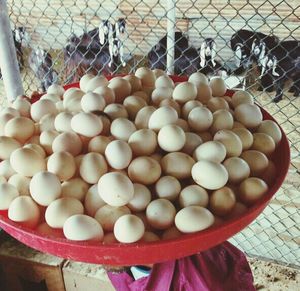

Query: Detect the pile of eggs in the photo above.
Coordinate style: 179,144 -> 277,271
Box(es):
0,68 -> 282,244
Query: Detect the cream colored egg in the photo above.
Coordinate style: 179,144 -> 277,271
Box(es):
84,184 -> 106,217
150,152 -> 163,163
52,131 -> 82,156
151,87 -> 173,106
0,159 -> 15,179
135,67 -> 156,87
141,231 -> 160,242
231,90 -> 254,108
134,106 -> 156,129
63,88 -> 83,103
0,176 -> 6,184
159,99 -> 181,117
257,120 -> 282,145
146,198 -> 176,230
93,86 -> 116,105
108,77 -> 131,103
132,90 -> 149,102
226,202 -> 248,220
181,132 -> 202,155
232,121 -> 245,129
155,75 -> 174,88
95,205 -> 131,232
114,214 -> 145,243
128,129 -> 157,156
88,135 -> 112,154
188,107 -> 213,132
260,160 -> 277,186
98,115 -> 111,136
86,75 -> 109,92
192,160 -> 228,190
175,118 -> 190,132
40,130 -> 59,155
8,174 -> 30,196
56,100 -> 64,112
12,98 -> 31,117
45,197 -> 84,228
161,152 -> 195,179
181,100 -> 202,120
79,74 -> 95,92
193,140 -> 226,163
155,176 -> 181,201
54,112 -> 73,132
175,206 -> 214,233
36,222 -> 64,238
110,118 -> 136,141
47,84 -> 65,96
81,92 -> 106,112
39,113 -> 56,132
71,112 -> 103,137
231,128 -> 253,150
98,172 -> 134,206
102,232 -> 118,244
158,124 -> 186,152
0,182 -> 19,210
4,117 -> 35,143
30,171 -> 61,206
79,152 -> 108,184
128,157 -> 161,185
41,93 -> 61,103
0,113 -> 15,135
152,68 -> 166,78
234,104 -> 263,128
207,97 -> 229,112
223,157 -> 250,184
239,177 -> 268,205
61,178 -> 89,201
213,129 -> 243,157
179,184 -> 209,208
188,72 -> 208,85
240,150 -> 269,177
105,140 -> 132,170
195,83 -> 212,104
63,91 -> 84,113
172,81 -> 197,103
26,135 -> 40,145
209,77 -> 227,97
10,148 -> 46,177
8,196 -> 40,228
30,99 -> 57,122
123,95 -> 147,120
148,106 -> 178,132
127,183 -> 152,212
210,109 -> 234,134
162,226 -> 182,240
209,187 -> 236,216
0,136 -> 21,160
123,75 -> 142,92
104,103 -> 128,120
251,133 -> 276,156
63,214 -> 103,241
1,107 -> 20,117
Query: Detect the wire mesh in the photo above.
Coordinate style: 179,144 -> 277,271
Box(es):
0,0 -> 299,266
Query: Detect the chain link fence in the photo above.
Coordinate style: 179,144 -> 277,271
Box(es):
0,0 -> 299,267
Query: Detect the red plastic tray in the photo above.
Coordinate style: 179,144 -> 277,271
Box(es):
0,75 -> 290,266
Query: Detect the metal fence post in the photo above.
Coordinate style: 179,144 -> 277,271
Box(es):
166,0 -> 176,75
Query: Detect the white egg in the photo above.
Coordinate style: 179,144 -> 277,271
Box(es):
158,124 -> 186,152
71,112 -> 103,137
61,178 -> 89,201
105,140 -> 132,170
193,141 -> 226,163
0,182 -> 19,210
127,183 -> 152,212
179,185 -> 209,208
84,184 -> 106,217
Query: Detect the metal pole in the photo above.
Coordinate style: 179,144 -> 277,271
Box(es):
0,0 -> 24,102
166,0 -> 176,75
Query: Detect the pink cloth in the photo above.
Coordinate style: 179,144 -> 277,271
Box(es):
108,241 -> 255,291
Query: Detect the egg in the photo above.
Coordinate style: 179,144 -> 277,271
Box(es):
209,187 -> 236,216
231,128 -> 253,150
45,197 -> 84,228
192,160 -> 228,190
134,106 -> 156,129
98,172 -> 134,206
86,75 -> 109,92
10,148 -> 46,177
152,68 -> 166,78
36,222 -> 64,238
93,86 -> 116,105
114,214 -> 145,243
146,198 -> 176,230
1,107 -> 20,117
26,135 -> 41,145
110,118 -> 136,141
71,112 -> 103,137
161,152 -> 195,179
40,130 -> 59,155
195,83 -> 212,104
193,140 -> 226,163
240,150 -> 269,177
108,77 -> 131,103
47,84 -> 65,96
231,90 -> 254,107
162,226 -> 182,240
209,77 -> 227,97
54,112 -> 73,132
95,205 -> 131,232
123,75 -> 142,92
159,99 -> 181,116
52,131 -> 82,156
63,214 -> 103,241
151,87 -> 173,106
87,136 -> 111,155
0,182 -> 19,210
97,115 -> 111,136
158,124 -> 186,152
226,202 -> 248,220
8,174 -> 31,196
251,133 -> 276,156
123,95 -> 147,120
239,177 -> 268,205
148,106 -> 178,132
61,178 -> 89,201
175,206 -> 214,233
188,72 -> 208,85
175,118 -> 190,131
135,67 -> 156,87
234,104 -> 263,128
39,113 -> 57,132
128,157 -> 161,185
207,97 -> 230,112
81,92 -> 106,112
103,233 -> 118,244
155,75 -> 174,88
63,88 -> 82,102
223,157 -> 250,184
179,184 -> 209,208
127,183 -> 152,212
181,100 -> 202,120
0,113 -> 15,135
30,99 -> 58,122
40,93 -> 61,103
63,91 -> 84,113
105,140 -> 132,170
214,129 -> 243,157
104,103 -> 128,120
30,171 -> 61,206
128,129 -> 157,156
188,107 -> 213,132
257,120 -> 282,145
181,132 -> 203,155
79,74 -> 95,92
0,159 -> 16,179
12,98 -> 31,117
8,196 -> 40,228
0,136 -> 21,160
84,184 -> 106,217
260,160 -> 277,186
172,81 -> 197,104
210,109 -> 234,134
132,90 -> 150,102
141,231 -> 160,242
155,176 -> 181,201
